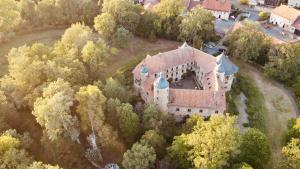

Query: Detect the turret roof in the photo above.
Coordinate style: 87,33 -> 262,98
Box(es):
216,53 -> 239,76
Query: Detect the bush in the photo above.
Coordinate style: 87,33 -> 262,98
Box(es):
258,11 -> 269,21
239,0 -> 249,5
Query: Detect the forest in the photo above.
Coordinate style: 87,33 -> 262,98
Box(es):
0,0 -> 300,169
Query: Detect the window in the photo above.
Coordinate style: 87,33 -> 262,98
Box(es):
176,108 -> 180,111
209,86 -> 212,89
176,72 -> 178,74
155,74 -> 157,78
171,68 -> 174,70
208,83 -> 211,85
188,109 -> 191,112
176,66 -> 178,69
215,110 -> 218,114
207,78 -> 210,80
199,109 -> 203,113
182,70 -> 184,73
166,75 -> 168,78
167,70 -> 169,73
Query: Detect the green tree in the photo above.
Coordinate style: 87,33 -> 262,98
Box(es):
113,27 -> 133,48
75,85 -> 107,132
103,78 -> 131,102
117,103 -> 139,143
61,23 -> 92,49
169,115 -> 239,169
168,135 -> 192,169
32,79 -> 79,141
94,13 -> 116,40
0,0 -> 21,32
181,114 -> 203,134
140,130 -> 166,158
142,104 -> 162,131
234,163 -> 253,169
227,21 -> 271,65
264,43 -> 300,83
0,91 -> 10,131
239,128 -> 271,169
81,40 -> 109,80
154,0 -> 184,39
106,98 -> 121,127
179,7 -> 215,48
122,142 -> 156,169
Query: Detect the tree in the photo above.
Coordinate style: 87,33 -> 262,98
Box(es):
142,104 -> 162,131
140,130 -> 166,158
75,85 -> 107,133
179,7 -> 215,48
103,78 -> 131,102
168,135 -> 192,169
61,23 -> 93,49
153,0 -> 184,39
181,114 -> 203,134
27,161 -> 63,169
106,98 -> 121,127
32,79 -> 79,141
226,21 -> 271,65
234,163 -> 253,169
239,128 -> 271,169
239,0 -> 249,5
94,13 -> 116,40
169,115 -> 239,169
0,0 -> 21,32
122,142 -> 156,169
81,40 -> 109,79
20,0 -> 37,26
258,11 -> 269,21
264,43 -> 300,83
0,133 -> 33,169
117,103 -> 139,143
0,91 -> 10,131
282,138 -> 300,169
113,27 -> 133,48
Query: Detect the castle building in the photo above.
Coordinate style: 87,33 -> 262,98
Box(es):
132,43 -> 238,119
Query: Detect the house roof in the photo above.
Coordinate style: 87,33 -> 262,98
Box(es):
272,5 -> 300,21
216,53 -> 239,76
168,89 -> 226,110
202,0 -> 231,12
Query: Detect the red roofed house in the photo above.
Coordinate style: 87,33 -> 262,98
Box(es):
202,0 -> 231,20
132,42 -> 239,120
269,5 -> 300,35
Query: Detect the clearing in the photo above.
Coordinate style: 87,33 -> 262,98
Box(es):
236,60 -> 299,168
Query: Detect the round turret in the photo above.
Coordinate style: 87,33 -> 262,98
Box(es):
154,72 -> 169,112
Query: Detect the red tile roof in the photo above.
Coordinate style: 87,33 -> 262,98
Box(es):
168,88 -> 226,110
202,0 -> 231,12
292,16 -> 300,30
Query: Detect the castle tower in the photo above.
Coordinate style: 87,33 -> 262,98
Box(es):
215,53 -> 239,91
153,72 -> 169,112
140,64 -> 149,83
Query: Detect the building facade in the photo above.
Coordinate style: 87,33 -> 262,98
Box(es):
202,0 -> 231,20
132,43 -> 239,119
269,5 -> 300,34
288,0 -> 300,7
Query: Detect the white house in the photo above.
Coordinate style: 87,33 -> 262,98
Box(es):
288,0 -> 300,7
132,43 -> 239,120
202,0 -> 231,20
269,5 -> 300,34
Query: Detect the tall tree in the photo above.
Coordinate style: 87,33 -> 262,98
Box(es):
169,115 -> 239,169
142,104 -> 162,131
32,79 -> 79,141
75,85 -> 107,133
117,103 -> 139,144
122,142 -> 156,169
179,7 -> 215,48
94,13 -> 116,40
239,128 -> 271,169
226,21 -> 271,65
140,130 -> 166,158
61,23 -> 93,49
103,78 -> 131,102
0,0 -> 21,32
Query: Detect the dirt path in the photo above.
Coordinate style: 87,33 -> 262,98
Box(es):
237,61 -> 298,168
0,28 -> 66,77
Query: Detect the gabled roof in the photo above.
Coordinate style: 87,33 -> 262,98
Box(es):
202,0 -> 231,12
272,5 -> 300,21
216,53 -> 239,76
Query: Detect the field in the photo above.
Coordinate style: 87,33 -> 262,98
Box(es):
234,59 -> 299,168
